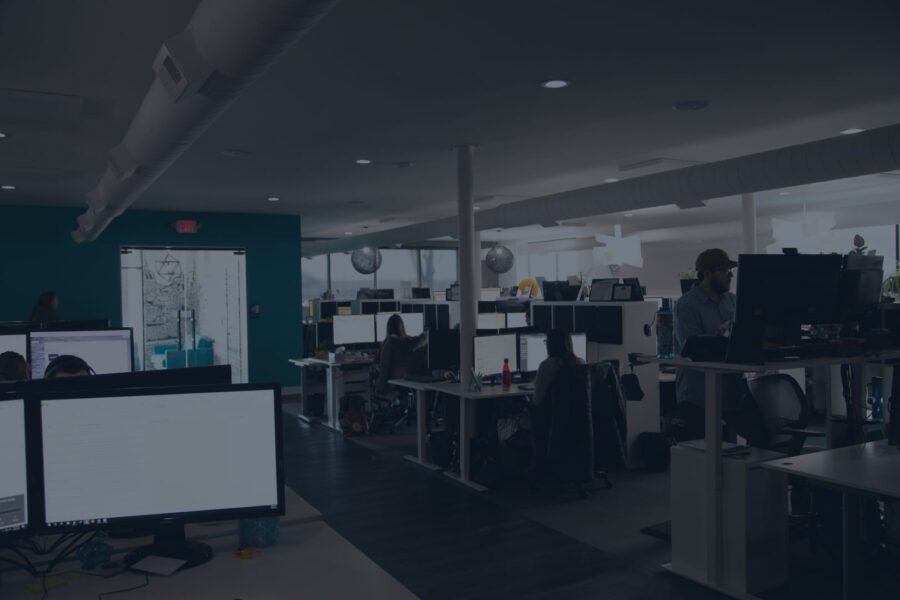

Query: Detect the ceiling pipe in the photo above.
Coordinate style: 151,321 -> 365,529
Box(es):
72,0 -> 341,242
302,123 -> 900,256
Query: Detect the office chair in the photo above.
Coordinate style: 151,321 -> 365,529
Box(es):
744,373 -> 825,455
532,362 -> 615,498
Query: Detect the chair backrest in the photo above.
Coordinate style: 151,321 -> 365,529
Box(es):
746,373 -> 808,449
541,361 -> 594,483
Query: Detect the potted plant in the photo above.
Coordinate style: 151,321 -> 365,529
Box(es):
677,269 -> 695,294
884,262 -> 900,302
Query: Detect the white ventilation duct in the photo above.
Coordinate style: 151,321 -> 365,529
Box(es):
303,123 -> 900,256
73,0 -> 341,242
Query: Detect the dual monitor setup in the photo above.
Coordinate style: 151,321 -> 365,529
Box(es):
1,376 -> 282,571
0,323 -> 134,380
425,329 -> 588,377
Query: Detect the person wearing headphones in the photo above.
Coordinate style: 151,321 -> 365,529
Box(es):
674,248 -> 740,439
44,355 -> 95,379
0,351 -> 29,382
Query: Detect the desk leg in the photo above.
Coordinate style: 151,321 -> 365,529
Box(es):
324,367 -> 344,432
297,365 -> 312,424
403,389 -> 442,471
444,396 -> 487,491
841,492 -> 861,600
704,371 -> 723,587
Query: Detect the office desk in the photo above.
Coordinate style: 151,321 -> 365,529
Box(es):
644,348 -> 900,597
762,440 -> 900,600
390,379 -> 532,491
289,356 -> 373,431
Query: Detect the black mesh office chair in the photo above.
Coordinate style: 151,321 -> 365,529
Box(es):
744,373 -> 825,455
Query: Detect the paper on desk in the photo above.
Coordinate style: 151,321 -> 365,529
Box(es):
130,555 -> 187,576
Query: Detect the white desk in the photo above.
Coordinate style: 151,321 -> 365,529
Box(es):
289,356 -> 373,431
762,439 -> 900,600
645,348 -> 900,597
390,379 -> 532,491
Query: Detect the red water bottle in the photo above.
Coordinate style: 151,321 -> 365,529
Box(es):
501,358 -> 511,389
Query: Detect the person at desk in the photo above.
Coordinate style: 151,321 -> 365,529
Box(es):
533,328 -> 584,406
44,355 -> 94,378
29,290 -> 59,323
0,351 -> 29,382
375,314 -> 427,393
674,248 -> 744,439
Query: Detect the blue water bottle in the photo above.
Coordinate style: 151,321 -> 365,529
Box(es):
656,299 -> 674,359
871,376 -> 883,420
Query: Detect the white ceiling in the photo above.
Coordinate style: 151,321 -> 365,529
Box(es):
1,0 -> 899,246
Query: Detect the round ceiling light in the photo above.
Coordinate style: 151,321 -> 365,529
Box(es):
1,184 -> 15,190
0,132 -> 7,138
355,159 -> 372,165
540,79 -> 570,89
267,196 -> 279,202
672,99 -> 710,111
344,231 -> 353,236
840,128 -> 865,135
604,178 -> 620,183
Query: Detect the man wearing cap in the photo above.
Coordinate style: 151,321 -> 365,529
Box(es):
674,248 -> 739,439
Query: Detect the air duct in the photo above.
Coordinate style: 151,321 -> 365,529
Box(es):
72,0 -> 341,242
302,123 -> 900,256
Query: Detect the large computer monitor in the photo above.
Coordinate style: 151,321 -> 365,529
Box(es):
427,329 -> 460,371
473,334 -> 518,376
734,253 -> 843,344
0,397 -> 29,538
0,332 -> 28,358
518,332 -> 588,372
505,312 -> 529,328
37,383 -> 283,568
376,312 -> 424,340
332,315 -> 376,345
541,281 -> 581,301
839,254 -> 884,319
29,329 -> 134,379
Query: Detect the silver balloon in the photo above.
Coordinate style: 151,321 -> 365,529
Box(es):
350,246 -> 382,274
485,245 -> 514,274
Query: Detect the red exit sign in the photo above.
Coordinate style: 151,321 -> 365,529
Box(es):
173,220 -> 199,234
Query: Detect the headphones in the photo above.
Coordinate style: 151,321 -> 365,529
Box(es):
44,355 -> 96,379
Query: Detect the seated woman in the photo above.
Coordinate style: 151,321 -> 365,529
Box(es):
44,355 -> 95,379
0,351 -> 29,382
375,314 -> 427,393
532,328 -> 585,406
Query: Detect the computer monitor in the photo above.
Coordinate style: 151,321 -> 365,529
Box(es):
589,278 -> 618,302
541,281 -> 581,301
29,329 -> 134,379
734,253 -> 843,344
0,397 -> 29,538
505,312 -> 529,328
839,255 -> 884,318
332,315 -> 376,345
427,329 -> 460,371
411,287 -> 431,299
37,383 -> 283,569
376,312 -> 424,341
477,313 -> 506,330
0,333 -> 28,358
518,332 -> 587,372
21,365 -> 233,395
473,334 -> 518,376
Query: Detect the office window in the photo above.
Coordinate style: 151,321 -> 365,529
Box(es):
376,249 -> 419,292
301,255 -> 329,305
420,249 -> 457,293
330,252 -> 374,298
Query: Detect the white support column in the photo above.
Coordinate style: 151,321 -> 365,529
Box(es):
741,193 -> 757,254
457,144 -> 477,388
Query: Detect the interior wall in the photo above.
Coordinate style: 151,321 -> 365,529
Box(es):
0,206 -> 301,386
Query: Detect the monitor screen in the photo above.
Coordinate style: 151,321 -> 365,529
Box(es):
0,397 -> 28,536
840,254 -> 884,315
376,313 -> 423,340
506,312 -> 529,328
39,385 -> 282,530
411,288 -> 431,299
29,329 -> 134,379
541,281 -> 581,301
0,333 -> 27,358
477,313 -> 506,330
428,329 -> 460,371
332,315 -> 376,345
518,333 -> 587,372
473,334 -> 518,376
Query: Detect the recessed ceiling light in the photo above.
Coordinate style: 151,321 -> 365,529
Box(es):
604,178 -> 620,183
672,99 -> 710,111
778,191 -> 791,196
1,185 -> 15,190
840,128 -> 865,135
267,196 -> 279,202
0,132 -> 7,138
624,212 -> 634,217
344,231 -> 353,236
540,79 -> 570,89
355,159 -> 372,165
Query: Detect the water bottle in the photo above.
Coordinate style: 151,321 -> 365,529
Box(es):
872,376 -> 883,420
656,299 -> 674,359
501,358 -> 512,389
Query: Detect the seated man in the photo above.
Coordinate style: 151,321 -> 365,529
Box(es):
44,355 -> 95,379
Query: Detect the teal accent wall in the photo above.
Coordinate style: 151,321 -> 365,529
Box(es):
0,206 -> 302,386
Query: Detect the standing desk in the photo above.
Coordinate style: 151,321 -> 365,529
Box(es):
762,440 -> 900,600
390,379 -> 532,491
289,356 -> 373,431
645,348 -> 900,598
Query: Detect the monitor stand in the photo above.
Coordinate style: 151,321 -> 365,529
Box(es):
122,519 -> 213,571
